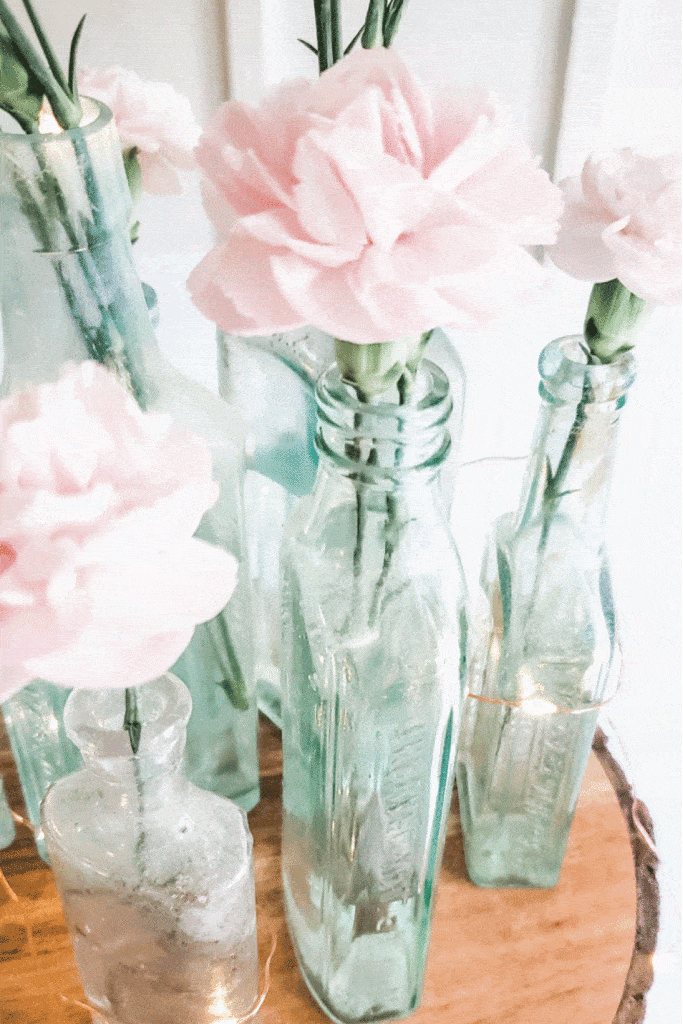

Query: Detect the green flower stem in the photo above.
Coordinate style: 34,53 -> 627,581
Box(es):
518,280 -> 647,654
339,335 -> 431,631
361,0 -> 382,48
123,687 -> 142,754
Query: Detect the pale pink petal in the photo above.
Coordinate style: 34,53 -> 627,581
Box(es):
79,66 -> 200,196
191,48 -> 563,342
312,94 -> 431,249
188,236 -> 305,335
550,149 -> 681,303
1,363 -> 240,695
241,206 -> 363,267
291,134 -> 367,250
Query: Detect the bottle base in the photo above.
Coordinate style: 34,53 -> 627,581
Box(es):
294,945 -> 418,1024
462,816 -> 564,890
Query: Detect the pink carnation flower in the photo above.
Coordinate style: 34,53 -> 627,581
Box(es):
78,66 -> 201,194
188,48 -> 563,345
549,149 -> 681,304
1,363 -> 238,699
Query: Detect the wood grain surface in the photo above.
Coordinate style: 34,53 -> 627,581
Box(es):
0,715 -> 643,1024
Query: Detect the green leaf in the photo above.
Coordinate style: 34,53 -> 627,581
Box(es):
68,13 -> 86,94
344,25 -> 364,55
21,0 -> 69,93
0,27 -> 43,130
297,37 -> 318,55
0,0 -> 81,128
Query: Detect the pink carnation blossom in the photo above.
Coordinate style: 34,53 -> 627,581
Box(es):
188,48 -> 563,345
78,66 -> 201,194
549,149 -> 681,304
0,363 -> 238,700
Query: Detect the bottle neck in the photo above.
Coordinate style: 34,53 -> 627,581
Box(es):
315,359 -> 452,491
515,336 -> 635,544
0,99 -> 159,406
63,674 -> 192,795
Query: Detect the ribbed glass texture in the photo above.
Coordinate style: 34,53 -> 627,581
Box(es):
280,361 -> 467,1023
217,328 -> 465,728
456,336 -> 634,888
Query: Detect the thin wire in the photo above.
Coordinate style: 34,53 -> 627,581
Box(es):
239,928 -> 278,1021
458,454 -> 529,468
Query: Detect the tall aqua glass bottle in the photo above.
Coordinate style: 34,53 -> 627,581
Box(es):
456,335 -> 634,888
1,100 -> 258,861
280,360 -> 467,1023
217,327 -> 465,727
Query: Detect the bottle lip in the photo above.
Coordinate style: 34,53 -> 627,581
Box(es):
63,673 -> 192,762
315,359 -> 452,476
0,97 -> 111,144
539,335 -> 636,404
316,359 -> 452,430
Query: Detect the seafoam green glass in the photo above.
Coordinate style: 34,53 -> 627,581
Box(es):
0,99 -> 259,851
217,327 -> 465,728
0,776 -> 16,849
456,336 -> 634,889
280,360 -> 467,1023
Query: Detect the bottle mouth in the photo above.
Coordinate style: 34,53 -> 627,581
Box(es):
315,359 -> 452,476
64,673 -> 192,762
539,336 -> 636,405
0,98 -> 111,141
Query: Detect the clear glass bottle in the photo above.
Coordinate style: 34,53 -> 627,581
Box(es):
217,327 -> 465,727
41,674 -> 259,1024
0,99 -> 259,844
456,335 -> 634,888
280,360 -> 467,1024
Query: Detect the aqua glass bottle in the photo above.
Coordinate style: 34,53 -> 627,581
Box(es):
0,98 -> 258,859
217,328 -> 465,727
0,776 -> 16,849
280,359 -> 467,1023
456,335 -> 634,888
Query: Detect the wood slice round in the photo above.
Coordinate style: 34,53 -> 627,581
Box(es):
0,717 -> 658,1024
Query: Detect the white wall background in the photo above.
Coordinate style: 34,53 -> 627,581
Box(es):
5,1 -> 682,1019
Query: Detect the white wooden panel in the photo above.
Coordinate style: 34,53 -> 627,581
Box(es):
223,0 -> 578,164
14,0 -> 228,125
554,0 -> 681,179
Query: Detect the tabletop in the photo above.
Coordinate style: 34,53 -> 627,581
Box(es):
0,714 -> 658,1024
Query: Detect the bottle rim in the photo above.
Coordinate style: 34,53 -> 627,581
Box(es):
63,672 -> 192,762
539,335 -> 636,405
0,97 -> 111,144
315,359 -> 452,477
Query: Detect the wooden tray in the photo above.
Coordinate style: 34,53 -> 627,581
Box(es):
0,716 -> 658,1024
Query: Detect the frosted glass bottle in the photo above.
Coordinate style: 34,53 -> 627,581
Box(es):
280,360 -> 467,1023
218,327 -> 465,727
42,674 -> 259,1024
0,99 -> 259,852
456,336 -> 634,888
